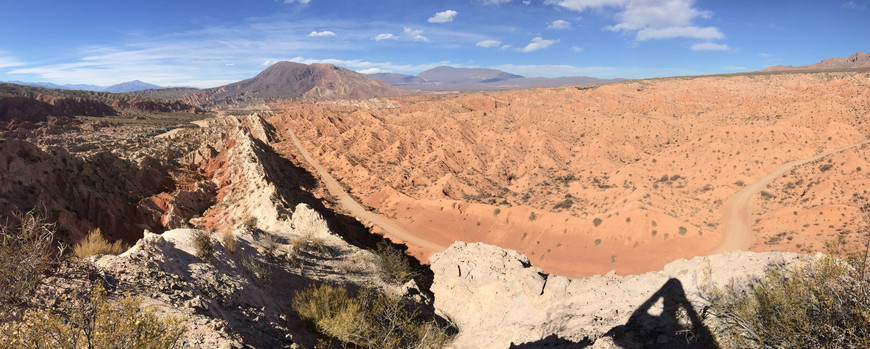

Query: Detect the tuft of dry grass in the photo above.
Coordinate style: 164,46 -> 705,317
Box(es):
219,226 -> 237,254
192,230 -> 214,263
73,228 -> 127,259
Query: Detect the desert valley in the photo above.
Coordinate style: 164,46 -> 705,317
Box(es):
1,50 -> 870,348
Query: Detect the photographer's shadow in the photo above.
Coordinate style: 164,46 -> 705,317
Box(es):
604,278 -> 718,348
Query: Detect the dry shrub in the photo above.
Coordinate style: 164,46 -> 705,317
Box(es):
292,284 -> 452,348
73,228 -> 127,259
373,241 -> 415,284
291,234 -> 328,256
219,226 -> 237,254
0,210 -> 61,318
703,252 -> 870,348
0,282 -> 186,348
242,256 -> 272,283
192,230 -> 214,263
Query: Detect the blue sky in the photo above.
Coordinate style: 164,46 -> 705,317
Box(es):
0,0 -> 867,88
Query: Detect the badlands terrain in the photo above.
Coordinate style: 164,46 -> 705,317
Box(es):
270,69 -> 870,277
1,58 -> 869,347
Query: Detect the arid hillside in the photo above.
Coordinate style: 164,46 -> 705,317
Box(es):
268,70 -> 870,277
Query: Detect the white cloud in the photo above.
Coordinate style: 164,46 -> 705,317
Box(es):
481,0 -> 512,4
308,30 -> 336,37
404,27 -> 429,42
283,0 -> 311,3
0,53 -> 24,69
758,52 -> 772,57
357,68 -> 382,74
476,39 -> 501,48
428,10 -> 457,23
548,19 -> 572,30
635,26 -> 723,41
691,42 -> 728,51
288,56 -> 451,74
403,27 -> 423,36
519,37 -> 558,52
374,33 -> 396,41
552,0 -> 725,42
572,46 -> 584,52
523,0 -> 531,4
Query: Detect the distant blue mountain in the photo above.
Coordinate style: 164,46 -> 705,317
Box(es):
4,80 -> 164,93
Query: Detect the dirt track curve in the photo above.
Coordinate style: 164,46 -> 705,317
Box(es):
715,138 -> 870,254
286,129 -> 449,255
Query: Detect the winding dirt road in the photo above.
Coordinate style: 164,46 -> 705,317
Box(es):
715,138 -> 870,253
286,129 -> 449,254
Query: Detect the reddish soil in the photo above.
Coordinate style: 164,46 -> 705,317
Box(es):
266,70 -> 870,277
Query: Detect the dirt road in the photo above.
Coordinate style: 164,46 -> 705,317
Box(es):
286,129 -> 449,254
715,139 -> 870,253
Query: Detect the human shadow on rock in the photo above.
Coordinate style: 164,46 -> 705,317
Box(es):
604,278 -> 718,348
509,334 -> 594,348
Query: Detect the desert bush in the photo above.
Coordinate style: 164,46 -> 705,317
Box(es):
702,254 -> 870,348
374,241 -> 415,284
219,226 -> 237,254
192,230 -> 214,263
291,233 -> 328,256
73,228 -> 127,259
292,284 -> 452,348
593,217 -> 603,227
0,282 -> 186,349
242,256 -> 272,283
0,210 -> 62,318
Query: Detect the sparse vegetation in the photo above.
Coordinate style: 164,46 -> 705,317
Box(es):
0,283 -> 186,349
192,230 -> 214,263
73,228 -> 127,259
0,210 -> 62,319
220,226 -> 237,254
678,226 -> 688,236
528,212 -> 537,221
292,284 -> 452,348
594,238 -> 602,246
241,256 -> 272,282
373,241 -> 415,284
493,208 -> 501,216
593,217 -> 603,227
703,252 -> 870,348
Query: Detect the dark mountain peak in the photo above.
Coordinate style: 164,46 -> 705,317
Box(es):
182,61 -> 409,106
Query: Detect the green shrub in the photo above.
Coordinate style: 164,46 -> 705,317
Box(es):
192,230 -> 213,263
292,284 -> 452,348
74,228 -> 127,259
374,241 -> 415,284
0,283 -> 186,348
0,210 -> 61,318
593,218 -> 603,227
703,254 -> 870,348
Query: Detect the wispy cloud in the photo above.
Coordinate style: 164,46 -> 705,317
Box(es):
691,42 -> 728,51
283,0 -> 311,4
287,56 -> 450,74
480,0 -> 512,4
489,63 -> 613,77
404,27 -> 429,42
0,53 -> 24,69
519,37 -> 558,52
548,19 -> 572,30
551,0 -> 725,43
374,33 -> 396,41
476,39 -> 501,48
428,10 -> 458,23
308,30 -> 336,37
571,46 -> 584,52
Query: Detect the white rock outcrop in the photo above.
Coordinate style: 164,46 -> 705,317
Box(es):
431,241 -> 805,348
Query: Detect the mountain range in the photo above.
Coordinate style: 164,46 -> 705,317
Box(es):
368,66 -> 624,91
762,51 -> 870,72
3,79 -> 164,93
